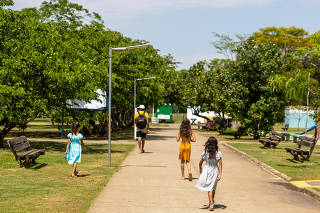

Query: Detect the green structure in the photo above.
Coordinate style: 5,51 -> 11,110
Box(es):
156,104 -> 173,123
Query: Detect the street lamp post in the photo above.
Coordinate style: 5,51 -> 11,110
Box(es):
134,77 -> 156,139
108,44 -> 150,167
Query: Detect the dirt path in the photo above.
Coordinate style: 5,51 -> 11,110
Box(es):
88,124 -> 320,213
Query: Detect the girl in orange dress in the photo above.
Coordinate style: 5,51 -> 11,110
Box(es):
177,119 -> 196,181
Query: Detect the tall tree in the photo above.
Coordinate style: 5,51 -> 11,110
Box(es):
253,26 -> 310,57
0,6 -> 99,147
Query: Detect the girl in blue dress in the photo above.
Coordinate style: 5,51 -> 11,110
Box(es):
65,123 -> 85,177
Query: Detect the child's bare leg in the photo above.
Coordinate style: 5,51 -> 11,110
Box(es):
186,160 -> 192,181
72,163 -> 77,177
211,190 -> 216,205
186,160 -> 191,174
137,138 -> 142,153
141,140 -> 145,152
208,191 -> 215,210
180,160 -> 185,179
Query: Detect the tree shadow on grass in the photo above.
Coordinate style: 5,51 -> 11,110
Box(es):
7,126 -> 134,141
259,146 -> 282,150
77,174 -> 90,178
7,131 -> 61,139
29,141 -> 126,154
286,158 -> 307,163
85,144 -> 126,154
277,162 -> 307,168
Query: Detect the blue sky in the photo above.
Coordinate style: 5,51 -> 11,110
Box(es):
11,0 -> 320,69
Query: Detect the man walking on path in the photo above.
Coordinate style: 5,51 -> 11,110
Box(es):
134,105 -> 150,153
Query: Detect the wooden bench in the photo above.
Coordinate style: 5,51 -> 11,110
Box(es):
7,136 -> 45,167
259,131 -> 285,148
285,136 -> 318,161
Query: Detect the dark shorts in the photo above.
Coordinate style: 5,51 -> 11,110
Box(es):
136,131 -> 147,140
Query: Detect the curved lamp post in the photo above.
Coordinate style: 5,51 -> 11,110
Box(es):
108,44 -> 150,167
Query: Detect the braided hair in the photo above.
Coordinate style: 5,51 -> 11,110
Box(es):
204,137 -> 218,159
179,118 -> 191,138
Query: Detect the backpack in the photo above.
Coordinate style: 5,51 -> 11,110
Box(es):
136,111 -> 147,129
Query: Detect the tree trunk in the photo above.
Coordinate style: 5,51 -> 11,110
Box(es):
0,124 -> 16,148
0,134 -> 5,148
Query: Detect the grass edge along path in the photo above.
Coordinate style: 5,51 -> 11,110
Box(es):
226,143 -> 320,194
0,142 -> 135,213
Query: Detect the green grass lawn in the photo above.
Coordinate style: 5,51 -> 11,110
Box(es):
272,122 -> 313,134
228,143 -> 320,181
172,113 -> 187,124
150,123 -> 169,127
6,123 -> 135,142
194,129 -> 259,143
0,141 -> 135,213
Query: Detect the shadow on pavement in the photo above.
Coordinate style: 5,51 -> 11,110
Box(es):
184,177 -> 199,180
150,127 -> 176,132
214,204 -> 227,209
269,181 -> 300,192
148,135 -> 177,140
200,204 -> 227,210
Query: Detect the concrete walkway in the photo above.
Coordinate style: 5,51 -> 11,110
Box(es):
89,125 -> 320,213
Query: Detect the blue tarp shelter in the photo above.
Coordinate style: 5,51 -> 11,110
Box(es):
284,108 -> 315,129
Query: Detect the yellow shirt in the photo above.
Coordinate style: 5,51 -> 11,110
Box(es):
134,111 -> 149,130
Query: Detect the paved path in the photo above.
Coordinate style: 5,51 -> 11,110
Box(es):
89,125 -> 320,213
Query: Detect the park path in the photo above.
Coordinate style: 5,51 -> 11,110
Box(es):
88,124 -> 320,213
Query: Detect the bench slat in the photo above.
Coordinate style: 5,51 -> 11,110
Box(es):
259,139 -> 279,147
297,140 -> 313,147
269,135 -> 281,141
299,136 -> 316,143
271,131 -> 285,137
19,150 -> 36,158
8,136 -> 30,152
11,141 -> 30,152
19,149 -> 44,158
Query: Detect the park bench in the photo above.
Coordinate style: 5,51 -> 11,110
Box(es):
197,121 -> 214,131
285,136 -> 318,161
259,131 -> 285,148
7,136 -> 45,167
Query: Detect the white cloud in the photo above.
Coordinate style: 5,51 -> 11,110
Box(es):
78,0 -> 279,20
12,0 -> 279,21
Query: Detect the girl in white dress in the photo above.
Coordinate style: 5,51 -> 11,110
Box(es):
196,137 -> 222,211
